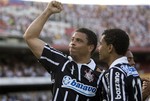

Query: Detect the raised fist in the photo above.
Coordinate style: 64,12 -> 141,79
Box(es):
46,1 -> 63,14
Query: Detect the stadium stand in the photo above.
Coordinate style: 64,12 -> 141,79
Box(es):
0,0 -> 150,100
0,1 -> 150,47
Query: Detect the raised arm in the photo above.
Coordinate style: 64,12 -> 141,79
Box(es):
23,1 -> 63,59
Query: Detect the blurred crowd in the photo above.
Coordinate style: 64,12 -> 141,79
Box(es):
0,91 -> 53,101
0,55 -> 50,77
0,55 -> 53,100
0,1 -> 150,47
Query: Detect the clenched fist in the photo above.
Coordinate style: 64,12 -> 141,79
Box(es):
45,1 -> 63,14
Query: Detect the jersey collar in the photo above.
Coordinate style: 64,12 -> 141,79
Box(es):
68,56 -> 96,70
109,56 -> 128,69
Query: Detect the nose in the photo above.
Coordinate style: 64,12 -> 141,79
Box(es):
71,39 -> 77,45
69,40 -> 75,47
97,45 -> 100,51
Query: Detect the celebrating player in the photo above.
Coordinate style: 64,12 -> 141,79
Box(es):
23,1 -> 101,101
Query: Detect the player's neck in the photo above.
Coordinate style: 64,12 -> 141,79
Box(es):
73,56 -> 91,64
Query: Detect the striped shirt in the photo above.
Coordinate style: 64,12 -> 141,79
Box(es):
99,57 -> 142,101
39,44 -> 101,101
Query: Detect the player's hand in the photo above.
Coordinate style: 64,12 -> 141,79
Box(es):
142,77 -> 150,82
142,78 -> 150,93
45,1 -> 63,14
142,78 -> 150,101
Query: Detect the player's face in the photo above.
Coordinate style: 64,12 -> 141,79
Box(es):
69,32 -> 91,58
126,51 -> 135,67
98,35 -> 110,64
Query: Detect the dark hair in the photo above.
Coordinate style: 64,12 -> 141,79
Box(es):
76,28 -> 97,54
102,28 -> 129,55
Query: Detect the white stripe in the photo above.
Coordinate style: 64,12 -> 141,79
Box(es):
132,80 -> 138,101
45,45 -> 66,58
75,94 -> 79,101
41,56 -> 59,66
121,74 -> 126,101
71,65 -> 75,75
61,60 -> 69,72
77,64 -> 82,81
102,76 -> 110,100
97,70 -> 105,87
86,99 -> 90,101
53,88 -> 59,101
102,77 -> 107,92
135,86 -> 138,101
64,91 -> 68,101
110,69 -> 114,101
138,79 -> 142,100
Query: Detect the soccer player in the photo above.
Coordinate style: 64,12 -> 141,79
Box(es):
98,29 -> 142,101
126,50 -> 150,101
23,1 -> 101,101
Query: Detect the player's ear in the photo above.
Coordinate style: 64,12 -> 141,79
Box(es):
108,44 -> 113,53
89,44 -> 94,53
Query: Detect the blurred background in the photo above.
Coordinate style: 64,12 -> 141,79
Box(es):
0,0 -> 150,100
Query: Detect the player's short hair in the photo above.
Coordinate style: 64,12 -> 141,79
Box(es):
102,28 -> 129,55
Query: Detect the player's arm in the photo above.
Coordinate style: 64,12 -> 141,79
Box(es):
23,1 -> 63,59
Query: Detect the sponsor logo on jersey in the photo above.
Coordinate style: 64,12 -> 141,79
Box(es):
61,75 -> 97,97
121,65 -> 139,77
129,67 -> 139,76
115,72 -> 121,99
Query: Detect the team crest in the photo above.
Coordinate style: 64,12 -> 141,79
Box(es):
84,69 -> 94,82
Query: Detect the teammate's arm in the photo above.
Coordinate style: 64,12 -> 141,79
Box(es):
23,1 -> 63,59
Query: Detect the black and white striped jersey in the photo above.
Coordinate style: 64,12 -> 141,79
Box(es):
38,44 -> 101,101
99,57 -> 142,101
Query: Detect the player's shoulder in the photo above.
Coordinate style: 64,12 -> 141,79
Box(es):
114,63 -> 139,77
